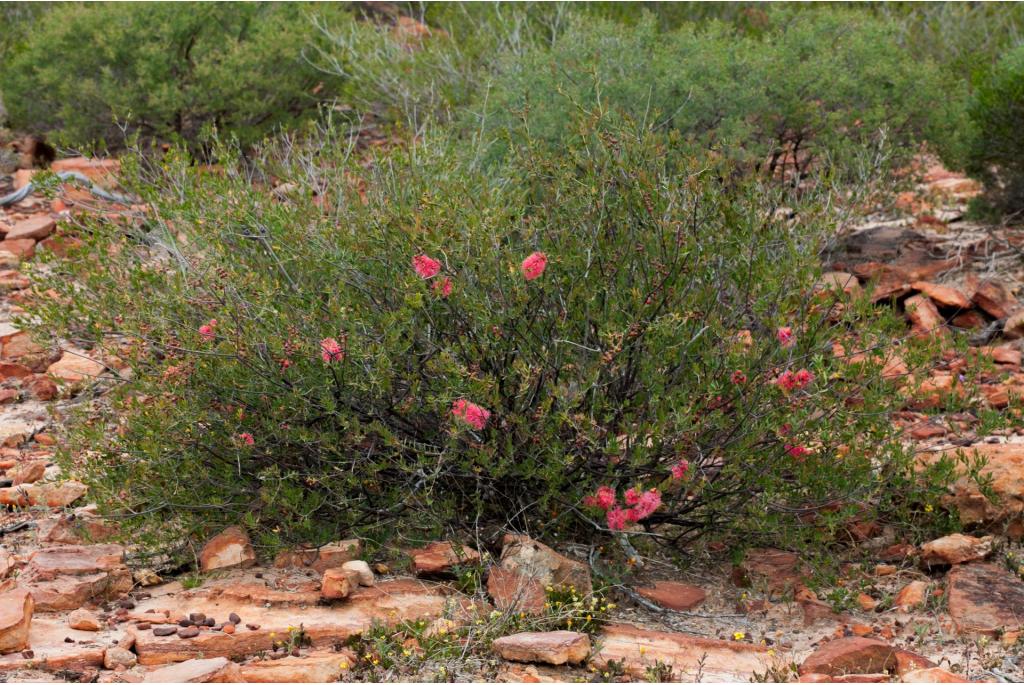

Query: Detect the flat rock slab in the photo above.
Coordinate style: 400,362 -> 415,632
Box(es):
130,579 -> 463,665
141,656 -> 243,682
0,617 -> 123,674
5,216 -> 55,242
636,581 -> 707,611
948,562 -> 1024,635
591,623 -> 775,682
240,650 -> 354,682
492,631 -> 590,665
408,541 -> 482,575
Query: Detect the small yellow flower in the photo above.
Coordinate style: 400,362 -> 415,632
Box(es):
639,646 -> 647,656
924,504 -> 934,513
339,661 -> 349,670
733,631 -> 745,641
607,603 -> 616,609
768,649 -> 776,657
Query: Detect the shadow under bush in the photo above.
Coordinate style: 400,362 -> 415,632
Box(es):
32,119 -> 949,556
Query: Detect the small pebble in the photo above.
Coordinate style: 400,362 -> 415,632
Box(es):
178,626 -> 200,639
137,623 -> 151,631
254,572 -> 263,579
246,623 -> 260,631
222,623 -> 235,635
152,626 -> 177,637
21,650 -> 34,659
64,637 -> 74,643
204,617 -> 216,627
119,599 -> 136,609
228,612 -> 241,625
178,619 -> 193,628
189,613 -> 206,624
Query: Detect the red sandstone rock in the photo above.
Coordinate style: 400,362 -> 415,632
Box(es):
636,581 -> 706,611
947,563 -> 1024,635
408,541 -> 482,575
0,589 -> 33,654
910,282 -> 971,310
492,631 -> 590,666
5,216 -> 55,242
920,534 -> 992,567
198,527 -> 255,572
799,637 -> 898,676
893,581 -> 929,610
141,656 -> 244,682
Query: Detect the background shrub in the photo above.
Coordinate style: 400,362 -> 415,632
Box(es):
474,10 -> 965,181
0,2 -> 351,151
31,114 -> 948,556
960,45 -> 1024,215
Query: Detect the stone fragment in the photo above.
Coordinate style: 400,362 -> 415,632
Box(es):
972,280 -> 1017,319
178,626 -> 200,639
910,282 -> 971,310
904,294 -> 946,338
635,581 -> 706,611
9,460 -> 45,485
492,631 -> 590,666
198,527 -> 255,572
47,351 -> 105,383
0,239 -> 35,259
104,646 -> 137,669
141,657 -> 244,682
893,650 -> 936,676
947,562 -> 1024,635
5,216 -> 55,242
320,568 -> 358,600
68,609 -> 101,631
920,534 -> 992,567
341,560 -> 374,587
918,443 -> 1024,537
408,541 -> 482,575
799,637 -> 898,676
272,539 -> 362,573
0,589 -> 33,654
893,581 -> 929,610
815,272 -> 862,298
486,534 -> 591,616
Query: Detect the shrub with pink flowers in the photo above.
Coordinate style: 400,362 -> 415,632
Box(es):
32,117 -> 958,555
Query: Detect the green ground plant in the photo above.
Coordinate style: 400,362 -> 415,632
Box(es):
29,106 -> 962,558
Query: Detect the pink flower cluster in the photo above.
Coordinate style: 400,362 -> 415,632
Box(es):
433,277 -> 453,298
584,485 -> 662,530
452,399 -> 490,430
785,444 -> 809,458
670,459 -> 689,479
731,370 -> 747,385
521,251 -> 548,281
777,326 -> 794,347
237,432 -> 255,446
412,254 -> 442,279
320,337 -> 344,363
198,319 -> 217,341
776,368 -> 814,392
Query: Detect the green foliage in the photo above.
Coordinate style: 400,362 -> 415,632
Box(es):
0,2 -> 350,151
30,110 -> 951,555
476,10 -> 965,181
962,45 -> 1024,215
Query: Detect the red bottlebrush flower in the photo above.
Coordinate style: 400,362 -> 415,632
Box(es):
606,507 -> 630,531
198,319 -> 217,341
433,277 -> 453,297
412,254 -> 441,279
521,251 -> 548,281
451,399 -> 490,430
776,370 -> 798,391
237,432 -> 255,446
794,368 -> 814,388
777,326 -> 794,347
731,370 -> 747,385
633,489 -> 662,520
671,459 -> 689,479
320,337 -> 344,363
785,444 -> 809,458
624,487 -> 641,506
585,485 -> 616,511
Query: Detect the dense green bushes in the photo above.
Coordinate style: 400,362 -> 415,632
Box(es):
0,2 -> 350,151
961,45 -> 1024,214
476,10 -> 964,181
32,115 -> 951,554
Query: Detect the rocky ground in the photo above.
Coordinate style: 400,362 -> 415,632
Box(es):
2,154 -> 1024,683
